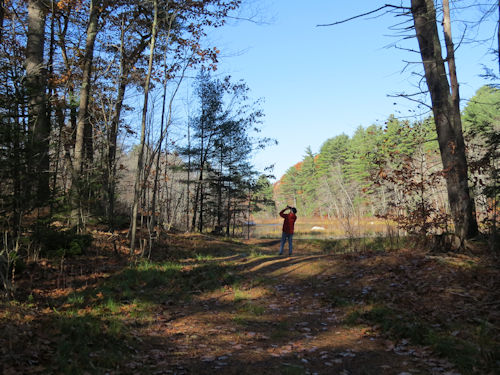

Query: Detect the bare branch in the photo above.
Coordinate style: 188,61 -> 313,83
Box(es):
388,92 -> 433,110
316,4 -> 409,27
393,44 -> 421,54
225,15 -> 270,25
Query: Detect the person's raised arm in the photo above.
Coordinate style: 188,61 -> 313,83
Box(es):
279,206 -> 290,218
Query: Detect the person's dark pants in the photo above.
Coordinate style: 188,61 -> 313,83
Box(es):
279,232 -> 293,255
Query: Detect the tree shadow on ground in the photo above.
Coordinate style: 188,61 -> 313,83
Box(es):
4,235 -> 497,374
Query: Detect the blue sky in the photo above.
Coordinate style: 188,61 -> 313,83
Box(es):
203,0 -> 498,180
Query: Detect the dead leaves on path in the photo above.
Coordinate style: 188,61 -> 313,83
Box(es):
1,233 -> 499,374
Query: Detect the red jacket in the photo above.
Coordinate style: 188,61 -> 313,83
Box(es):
280,209 -> 297,234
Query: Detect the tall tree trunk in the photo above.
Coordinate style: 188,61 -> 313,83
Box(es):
186,118 -> 191,231
150,57 -> 168,238
107,16 -> 127,230
0,0 -> 4,44
442,0 -> 458,104
107,75 -> 126,229
191,122 -> 204,232
47,0 -> 57,214
130,0 -> 158,253
106,19 -> 150,229
198,118 -> 206,232
226,150 -> 232,236
217,151 -> 223,229
25,0 -> 50,204
198,168 -> 204,232
72,0 -> 101,228
411,0 -> 478,240
150,11 -> 176,238
55,9 -> 78,155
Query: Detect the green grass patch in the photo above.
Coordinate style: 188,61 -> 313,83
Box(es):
427,332 -> 479,371
249,247 -> 271,258
195,253 -> 215,262
298,236 -> 410,254
59,259 -> 240,319
233,301 -> 267,326
233,287 -> 248,303
52,312 -> 131,374
280,363 -> 306,375
232,315 -> 251,326
43,257 -> 245,373
237,301 -> 266,316
182,263 -> 238,293
66,293 -> 84,305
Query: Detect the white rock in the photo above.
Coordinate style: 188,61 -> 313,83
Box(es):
311,226 -> 326,231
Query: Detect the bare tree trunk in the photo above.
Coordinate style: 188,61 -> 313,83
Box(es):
106,16 -> 126,230
217,149 -> 223,229
411,0 -> 478,241
150,53 -> 169,239
186,119 -> 191,231
0,0 -> 4,44
442,0 -> 458,104
25,0 -> 49,204
191,124 -> 204,232
130,0 -> 158,253
72,0 -> 101,228
150,11 -> 177,238
226,184 -> 231,235
198,171 -> 204,232
106,18 -> 151,229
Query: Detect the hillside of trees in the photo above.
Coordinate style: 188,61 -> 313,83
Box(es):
273,85 -> 499,242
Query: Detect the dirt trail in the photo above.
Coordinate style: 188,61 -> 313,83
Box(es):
130,252 -> 455,375
4,234 -> 494,374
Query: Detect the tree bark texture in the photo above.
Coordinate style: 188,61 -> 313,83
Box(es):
72,0 -> 100,227
106,18 -> 150,229
411,0 -> 478,240
130,0 -> 158,252
25,0 -> 50,204
0,0 -> 4,44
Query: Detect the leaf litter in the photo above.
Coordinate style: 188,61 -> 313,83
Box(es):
1,232 -> 499,374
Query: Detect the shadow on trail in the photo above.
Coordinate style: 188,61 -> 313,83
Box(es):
252,239 -> 281,248
8,235 -> 484,375
152,346 -> 420,375
237,254 -> 331,280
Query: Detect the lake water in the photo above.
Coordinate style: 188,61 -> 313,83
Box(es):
246,219 -> 390,239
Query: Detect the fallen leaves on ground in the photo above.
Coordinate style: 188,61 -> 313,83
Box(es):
1,231 -> 498,374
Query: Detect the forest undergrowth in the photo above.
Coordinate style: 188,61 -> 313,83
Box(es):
1,230 -> 499,375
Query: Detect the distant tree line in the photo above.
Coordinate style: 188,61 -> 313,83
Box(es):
274,86 -> 499,240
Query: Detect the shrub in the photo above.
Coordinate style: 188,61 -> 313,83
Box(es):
32,226 -> 92,258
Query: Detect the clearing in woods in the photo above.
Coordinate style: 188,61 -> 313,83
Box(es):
1,232 -> 498,374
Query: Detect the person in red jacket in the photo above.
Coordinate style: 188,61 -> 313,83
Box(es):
279,205 -> 297,256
